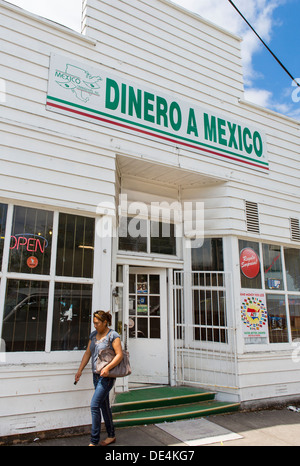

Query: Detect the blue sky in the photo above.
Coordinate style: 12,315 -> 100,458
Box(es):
7,0 -> 300,120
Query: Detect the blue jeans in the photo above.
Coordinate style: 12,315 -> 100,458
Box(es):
90,374 -> 115,445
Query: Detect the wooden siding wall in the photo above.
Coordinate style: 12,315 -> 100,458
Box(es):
0,0 -> 299,437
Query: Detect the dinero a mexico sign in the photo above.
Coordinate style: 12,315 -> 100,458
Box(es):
47,54 -> 269,172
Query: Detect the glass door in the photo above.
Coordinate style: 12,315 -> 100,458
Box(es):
127,267 -> 169,384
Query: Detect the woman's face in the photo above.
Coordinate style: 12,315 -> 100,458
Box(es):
93,318 -> 107,333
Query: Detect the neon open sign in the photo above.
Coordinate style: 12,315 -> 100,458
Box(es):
10,233 -> 49,253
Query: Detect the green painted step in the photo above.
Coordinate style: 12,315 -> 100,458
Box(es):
113,400 -> 240,428
113,386 -> 215,413
112,386 -> 240,428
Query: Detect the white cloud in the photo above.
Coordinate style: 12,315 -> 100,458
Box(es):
173,0 -> 283,86
8,0 -> 82,31
173,0 -> 294,115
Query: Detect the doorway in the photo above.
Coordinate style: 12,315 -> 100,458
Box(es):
127,267 -> 169,384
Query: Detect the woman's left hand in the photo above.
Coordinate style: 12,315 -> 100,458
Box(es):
100,366 -> 110,377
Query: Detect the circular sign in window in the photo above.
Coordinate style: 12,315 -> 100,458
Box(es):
240,248 -> 260,279
27,256 -> 39,269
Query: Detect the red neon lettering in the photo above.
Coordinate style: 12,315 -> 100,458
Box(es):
17,237 -> 27,249
10,236 -> 17,250
27,238 -> 36,252
9,235 -> 47,253
35,238 -> 46,253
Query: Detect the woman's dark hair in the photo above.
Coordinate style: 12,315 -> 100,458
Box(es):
93,310 -> 112,326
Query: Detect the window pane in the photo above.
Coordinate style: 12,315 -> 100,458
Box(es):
263,244 -> 283,290
2,280 -> 48,352
284,248 -> 300,292
267,294 -> 288,343
239,240 -> 262,289
137,317 -> 148,338
118,217 -> 147,252
150,318 -> 160,338
288,296 -> 300,342
51,283 -> 92,351
56,214 -> 95,278
192,238 -> 224,271
150,221 -> 176,255
0,204 -> 7,270
8,206 -> 53,275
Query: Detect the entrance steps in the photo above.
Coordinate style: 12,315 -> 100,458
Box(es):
112,386 -> 239,428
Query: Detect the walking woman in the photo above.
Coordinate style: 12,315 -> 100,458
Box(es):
75,311 -> 123,446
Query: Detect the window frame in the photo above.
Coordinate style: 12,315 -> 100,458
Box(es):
0,204 -> 96,362
118,215 -> 179,258
239,239 -> 300,349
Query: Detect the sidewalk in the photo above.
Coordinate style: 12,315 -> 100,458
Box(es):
17,407 -> 300,447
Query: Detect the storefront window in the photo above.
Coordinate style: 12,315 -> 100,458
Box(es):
284,248 -> 300,292
192,238 -> 224,286
0,203 -> 7,269
150,221 -> 176,255
239,240 -> 262,289
56,213 -> 95,278
118,217 -> 176,255
118,216 -> 147,252
192,238 -> 223,271
8,206 -> 53,275
51,283 -> 93,351
193,289 -> 227,343
288,296 -> 300,342
267,294 -> 289,343
2,279 -> 49,352
263,244 -> 283,290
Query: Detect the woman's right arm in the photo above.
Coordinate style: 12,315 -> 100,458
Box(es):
75,340 -> 92,383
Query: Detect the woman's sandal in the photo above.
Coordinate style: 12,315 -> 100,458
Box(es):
100,437 -> 116,446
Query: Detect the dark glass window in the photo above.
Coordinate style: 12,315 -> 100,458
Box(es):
51,283 -> 93,351
8,206 -> 53,275
0,203 -> 7,269
2,279 -> 49,352
56,214 -> 95,278
239,240 -> 261,289
150,221 -> 176,255
129,273 -> 161,339
263,244 -> 283,290
192,238 -> 224,271
284,248 -> 300,292
118,216 -> 147,252
288,296 -> 300,342
267,294 -> 288,343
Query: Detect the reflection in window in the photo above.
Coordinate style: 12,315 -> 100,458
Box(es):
284,248 -> 300,292
2,280 -> 49,352
239,240 -> 261,289
0,204 -> 7,270
267,294 -> 288,343
51,283 -> 93,351
288,296 -> 300,342
56,214 -> 95,278
129,273 -> 160,339
150,221 -> 176,255
8,206 -> 53,275
192,238 -> 224,286
192,238 -> 224,271
118,216 -> 147,252
263,244 -> 283,290
193,289 -> 227,343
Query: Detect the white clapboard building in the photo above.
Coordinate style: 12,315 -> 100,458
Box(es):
0,0 -> 299,438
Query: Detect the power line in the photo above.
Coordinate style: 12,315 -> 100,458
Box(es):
228,0 -> 300,87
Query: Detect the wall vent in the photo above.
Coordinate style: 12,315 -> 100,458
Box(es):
291,218 -> 300,242
245,201 -> 260,234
